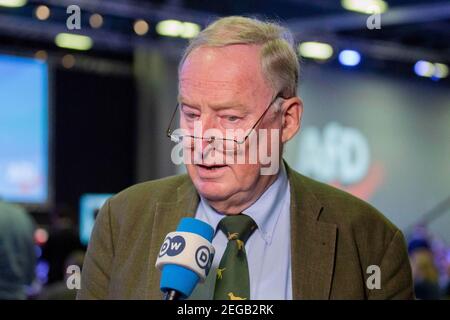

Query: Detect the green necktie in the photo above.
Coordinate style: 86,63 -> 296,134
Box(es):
213,214 -> 257,300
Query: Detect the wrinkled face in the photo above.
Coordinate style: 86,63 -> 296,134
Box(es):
178,44 -> 282,204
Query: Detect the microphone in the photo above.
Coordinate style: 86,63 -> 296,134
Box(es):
155,217 -> 215,300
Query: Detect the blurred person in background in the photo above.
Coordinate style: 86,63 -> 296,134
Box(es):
0,200 -> 36,299
41,203 -> 84,285
409,238 -> 442,299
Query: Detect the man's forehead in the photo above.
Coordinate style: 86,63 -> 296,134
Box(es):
178,45 -> 272,105
180,78 -> 242,92
186,44 -> 262,65
180,45 -> 264,84
178,79 -> 248,105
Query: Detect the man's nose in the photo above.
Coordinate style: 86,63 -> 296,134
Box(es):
200,114 -> 217,132
198,115 -> 219,152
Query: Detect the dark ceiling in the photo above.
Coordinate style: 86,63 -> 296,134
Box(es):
0,0 -> 449,74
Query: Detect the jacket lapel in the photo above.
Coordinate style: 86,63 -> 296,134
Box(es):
286,165 -> 337,300
147,176 -> 199,299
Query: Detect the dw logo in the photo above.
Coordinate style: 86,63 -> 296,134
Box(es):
158,235 -> 186,257
195,246 -> 213,272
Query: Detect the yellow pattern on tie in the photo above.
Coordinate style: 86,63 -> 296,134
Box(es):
217,268 -> 226,280
227,232 -> 239,240
213,214 -> 257,300
228,292 -> 247,300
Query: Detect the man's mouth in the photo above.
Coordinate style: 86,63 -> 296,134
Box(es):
196,164 -> 228,170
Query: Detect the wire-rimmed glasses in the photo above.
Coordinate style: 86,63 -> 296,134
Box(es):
166,92 -> 286,153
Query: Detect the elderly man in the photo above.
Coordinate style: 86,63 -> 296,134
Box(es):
77,16 -> 414,300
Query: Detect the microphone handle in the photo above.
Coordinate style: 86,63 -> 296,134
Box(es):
164,290 -> 182,300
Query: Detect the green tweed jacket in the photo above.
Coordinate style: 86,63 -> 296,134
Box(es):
77,163 -> 414,299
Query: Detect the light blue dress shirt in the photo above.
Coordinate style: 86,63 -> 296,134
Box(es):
195,164 -> 292,300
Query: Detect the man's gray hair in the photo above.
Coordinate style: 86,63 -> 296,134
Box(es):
179,16 -> 299,98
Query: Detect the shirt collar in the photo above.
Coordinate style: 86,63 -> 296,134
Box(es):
198,163 -> 289,245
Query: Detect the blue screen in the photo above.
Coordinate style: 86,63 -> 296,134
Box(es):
0,54 -> 48,204
79,194 -> 113,245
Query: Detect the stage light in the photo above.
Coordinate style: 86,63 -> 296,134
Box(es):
341,0 -> 388,14
0,0 -> 27,8
414,60 -> 435,77
55,33 -> 93,51
156,19 -> 182,37
339,50 -> 361,66
34,228 -> 49,245
89,13 -> 103,29
180,22 -> 201,39
134,19 -> 149,36
34,50 -> 48,61
62,54 -> 75,69
35,5 -> 50,20
156,20 -> 200,38
35,245 -> 42,258
433,63 -> 448,79
36,260 -> 49,283
298,41 -> 333,60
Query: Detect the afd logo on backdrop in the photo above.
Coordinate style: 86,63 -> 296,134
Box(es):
297,122 -> 384,201
159,235 -> 186,257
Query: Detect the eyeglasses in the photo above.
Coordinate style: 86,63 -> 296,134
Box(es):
166,92 -> 287,152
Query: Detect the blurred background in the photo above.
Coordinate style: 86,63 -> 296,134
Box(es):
0,0 -> 449,300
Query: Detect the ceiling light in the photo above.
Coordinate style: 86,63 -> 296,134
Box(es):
298,42 -> 333,60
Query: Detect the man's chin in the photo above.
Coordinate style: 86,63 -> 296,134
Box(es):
193,180 -> 231,202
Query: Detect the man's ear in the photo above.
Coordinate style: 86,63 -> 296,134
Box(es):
281,97 -> 303,144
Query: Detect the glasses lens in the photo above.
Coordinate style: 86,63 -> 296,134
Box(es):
170,133 -> 194,149
170,133 -> 240,153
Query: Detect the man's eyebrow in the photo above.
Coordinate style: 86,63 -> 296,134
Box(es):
209,102 -> 249,111
177,96 -> 200,110
177,95 -> 249,111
